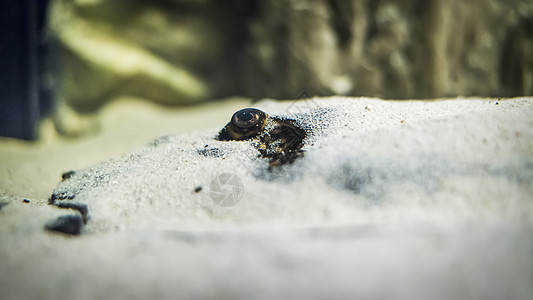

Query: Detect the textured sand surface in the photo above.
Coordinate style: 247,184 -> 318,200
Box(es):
1,97 -> 532,300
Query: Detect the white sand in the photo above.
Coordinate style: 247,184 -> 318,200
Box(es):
1,97 -> 532,300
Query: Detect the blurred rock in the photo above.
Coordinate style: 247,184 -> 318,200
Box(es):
245,0 -> 533,99
49,0 -> 253,135
50,0 -> 213,110
48,0 -> 533,135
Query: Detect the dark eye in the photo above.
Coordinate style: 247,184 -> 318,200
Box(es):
216,108 -> 267,141
232,108 -> 263,128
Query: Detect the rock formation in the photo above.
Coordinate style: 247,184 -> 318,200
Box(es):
48,0 -> 533,124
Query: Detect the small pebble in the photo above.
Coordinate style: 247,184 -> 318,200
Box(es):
45,215 -> 83,235
61,170 -> 76,181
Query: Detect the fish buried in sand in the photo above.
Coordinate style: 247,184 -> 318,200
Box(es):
217,108 -> 306,168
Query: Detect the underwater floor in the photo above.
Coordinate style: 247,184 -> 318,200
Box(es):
1,96 -> 532,300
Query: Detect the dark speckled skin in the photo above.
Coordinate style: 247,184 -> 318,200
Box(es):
217,108 -> 306,168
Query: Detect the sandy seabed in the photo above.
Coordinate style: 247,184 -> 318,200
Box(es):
1,96 -> 532,300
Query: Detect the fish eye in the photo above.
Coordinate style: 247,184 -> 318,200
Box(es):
217,108 -> 268,141
231,108 -> 265,129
